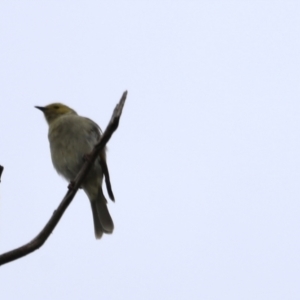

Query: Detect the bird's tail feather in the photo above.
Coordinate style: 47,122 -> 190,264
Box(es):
90,201 -> 104,239
90,187 -> 114,239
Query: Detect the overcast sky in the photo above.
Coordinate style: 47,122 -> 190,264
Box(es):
1,2 -> 300,299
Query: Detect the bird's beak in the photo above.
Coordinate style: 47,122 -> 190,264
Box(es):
35,106 -> 46,112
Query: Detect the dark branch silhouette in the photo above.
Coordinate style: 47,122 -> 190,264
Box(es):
0,91 -> 127,266
0,165 -> 3,182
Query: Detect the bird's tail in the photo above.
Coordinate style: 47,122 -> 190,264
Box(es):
90,186 -> 114,239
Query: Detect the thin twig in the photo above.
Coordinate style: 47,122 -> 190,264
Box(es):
0,165 -> 3,182
0,91 -> 127,266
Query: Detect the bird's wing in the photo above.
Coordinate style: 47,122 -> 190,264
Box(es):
99,152 -> 115,201
85,117 -> 115,202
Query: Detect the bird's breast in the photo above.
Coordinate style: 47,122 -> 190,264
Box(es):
48,116 -> 98,181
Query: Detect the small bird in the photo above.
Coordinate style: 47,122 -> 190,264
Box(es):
35,103 -> 115,239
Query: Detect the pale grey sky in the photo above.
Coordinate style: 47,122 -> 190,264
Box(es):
1,2 -> 300,299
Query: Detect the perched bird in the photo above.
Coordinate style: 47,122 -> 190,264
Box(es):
35,103 -> 115,239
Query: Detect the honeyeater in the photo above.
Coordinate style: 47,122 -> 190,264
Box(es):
35,103 -> 114,239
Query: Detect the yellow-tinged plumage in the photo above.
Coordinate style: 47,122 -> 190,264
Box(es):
35,103 -> 114,239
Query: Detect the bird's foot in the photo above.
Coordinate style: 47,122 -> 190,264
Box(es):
68,181 -> 76,190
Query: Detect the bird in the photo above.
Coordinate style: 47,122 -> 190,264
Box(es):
35,103 -> 115,239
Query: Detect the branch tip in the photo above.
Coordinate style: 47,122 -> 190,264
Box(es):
0,165 -> 3,182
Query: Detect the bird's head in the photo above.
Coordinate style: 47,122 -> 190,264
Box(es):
35,103 -> 77,125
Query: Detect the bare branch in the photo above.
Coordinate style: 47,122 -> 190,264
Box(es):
0,91 -> 127,266
0,165 -> 3,182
